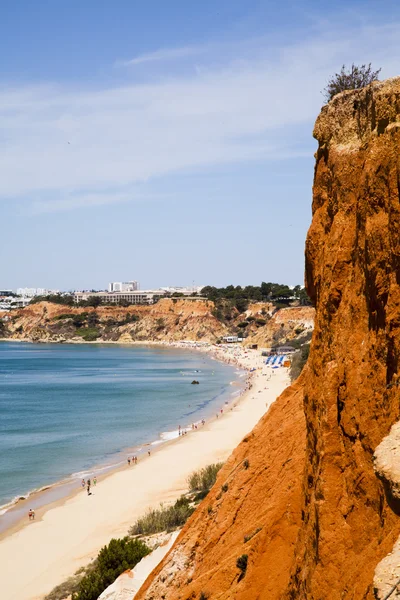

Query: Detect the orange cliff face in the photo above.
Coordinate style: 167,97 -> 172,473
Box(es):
136,78 -> 400,600
288,77 -> 400,598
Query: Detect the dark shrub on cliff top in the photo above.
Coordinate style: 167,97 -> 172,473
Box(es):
323,63 -> 381,102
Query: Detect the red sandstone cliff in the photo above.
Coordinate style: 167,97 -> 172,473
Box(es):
135,78 -> 400,599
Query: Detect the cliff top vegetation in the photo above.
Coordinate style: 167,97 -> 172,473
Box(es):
201,282 -> 311,312
29,282 -> 311,311
323,63 -> 381,102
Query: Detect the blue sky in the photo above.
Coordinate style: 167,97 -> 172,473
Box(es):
2,0 -> 400,291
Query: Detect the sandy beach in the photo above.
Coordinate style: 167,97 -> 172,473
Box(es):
0,344 -> 290,600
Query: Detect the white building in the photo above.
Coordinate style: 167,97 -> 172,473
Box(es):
160,286 -> 204,295
74,290 -> 164,305
16,288 -> 57,297
108,281 -> 139,293
0,296 -> 32,310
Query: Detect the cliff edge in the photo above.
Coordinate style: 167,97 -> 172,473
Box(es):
136,78 -> 400,599
0,299 -> 314,346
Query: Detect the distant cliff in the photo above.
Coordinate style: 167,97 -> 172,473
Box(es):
0,299 -> 314,347
135,78 -> 400,599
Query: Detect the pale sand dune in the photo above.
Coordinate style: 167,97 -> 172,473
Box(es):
0,347 -> 289,600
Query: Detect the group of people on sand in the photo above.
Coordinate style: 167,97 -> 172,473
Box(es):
127,456 -> 138,466
178,419 -> 206,437
81,477 -> 96,495
28,508 -> 35,520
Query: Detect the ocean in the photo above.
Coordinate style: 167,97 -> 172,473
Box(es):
0,341 -> 243,513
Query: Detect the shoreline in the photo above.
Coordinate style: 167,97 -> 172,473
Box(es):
0,342 -> 290,600
0,340 -> 246,534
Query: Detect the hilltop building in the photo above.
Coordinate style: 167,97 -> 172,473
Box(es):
16,288 -> 59,297
108,281 -> 139,293
74,284 -> 205,305
74,290 -> 165,305
0,296 -> 31,310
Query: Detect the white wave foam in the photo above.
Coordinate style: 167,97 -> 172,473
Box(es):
160,429 -> 181,441
0,492 -> 30,516
71,470 -> 92,479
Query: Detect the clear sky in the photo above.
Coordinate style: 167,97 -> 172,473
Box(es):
2,0 -> 400,291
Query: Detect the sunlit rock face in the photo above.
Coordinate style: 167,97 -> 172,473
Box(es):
136,78 -> 400,600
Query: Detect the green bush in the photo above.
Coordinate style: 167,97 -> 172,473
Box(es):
30,294 -> 74,306
87,312 -> 99,327
255,318 -> 266,326
129,496 -> 194,536
45,570 -> 86,600
53,313 -> 74,321
71,537 -> 150,600
236,554 -> 248,579
85,296 -> 102,308
72,313 -> 88,328
188,463 -> 223,493
237,322 -> 248,328
156,318 -> 166,331
122,313 -> 139,325
105,314 -> 139,327
289,344 -> 310,382
235,298 -> 248,313
244,527 -> 261,544
75,327 -> 100,341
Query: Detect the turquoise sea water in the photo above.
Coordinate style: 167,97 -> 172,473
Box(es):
0,342 -> 243,510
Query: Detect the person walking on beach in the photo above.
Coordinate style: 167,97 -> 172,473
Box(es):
28,508 -> 35,520
93,476 -> 97,487
87,479 -> 91,495
127,457 -> 131,466
81,478 -> 85,489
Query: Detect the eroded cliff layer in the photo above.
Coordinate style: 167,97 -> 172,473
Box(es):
136,78 -> 400,599
137,378 -> 306,600
0,299 -> 314,346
